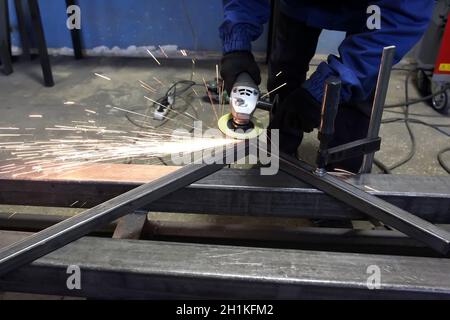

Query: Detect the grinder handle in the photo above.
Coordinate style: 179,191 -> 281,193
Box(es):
234,72 -> 258,90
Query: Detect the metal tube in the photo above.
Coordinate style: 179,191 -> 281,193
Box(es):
0,142 -> 246,277
316,77 -> 341,171
65,0 -> 83,59
14,0 -> 31,60
0,0 -> 13,75
27,0 -> 54,87
361,46 -> 396,173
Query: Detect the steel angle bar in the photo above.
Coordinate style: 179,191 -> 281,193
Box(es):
278,152 -> 450,255
0,141 -> 248,277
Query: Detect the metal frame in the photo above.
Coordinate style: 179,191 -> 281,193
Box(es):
2,170 -> 450,222
1,168 -> 450,297
1,151 -> 450,278
0,143 -> 247,276
279,153 -> 450,254
14,0 -> 31,60
27,0 -> 54,87
65,0 -> 83,59
0,0 -> 13,75
0,44 -> 449,297
1,231 -> 450,299
1,0 -> 83,84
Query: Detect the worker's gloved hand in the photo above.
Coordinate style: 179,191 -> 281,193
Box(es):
270,87 -> 322,133
220,51 -> 261,94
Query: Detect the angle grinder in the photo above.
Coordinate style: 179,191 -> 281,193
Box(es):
218,73 -> 265,140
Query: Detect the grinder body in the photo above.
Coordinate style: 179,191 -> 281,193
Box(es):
218,72 -> 265,140
230,73 -> 260,127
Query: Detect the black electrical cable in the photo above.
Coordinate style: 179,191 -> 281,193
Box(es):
374,68 -> 450,174
381,118 -> 450,134
374,158 -> 392,174
384,109 -> 449,118
385,70 -> 416,171
384,85 -> 450,108
125,79 -> 202,130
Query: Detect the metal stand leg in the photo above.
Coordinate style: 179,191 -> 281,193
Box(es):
28,0 -> 54,87
65,0 -> 83,59
0,0 -> 13,75
14,0 -> 31,60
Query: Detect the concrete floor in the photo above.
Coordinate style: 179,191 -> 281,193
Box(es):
0,56 -> 449,175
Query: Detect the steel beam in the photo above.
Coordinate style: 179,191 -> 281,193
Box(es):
0,143 -> 245,277
1,231 -> 449,299
279,153 -> 450,255
1,171 -> 449,222
1,210 -> 447,256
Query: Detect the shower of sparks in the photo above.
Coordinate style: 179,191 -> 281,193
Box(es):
203,77 -> 219,122
0,61 -> 246,180
159,46 -> 169,58
215,64 -> 222,106
147,49 -> 161,65
153,77 -> 165,86
85,109 -> 97,115
0,134 -> 31,137
216,64 -> 219,81
220,81 -> 226,117
94,73 -> 112,81
0,124 -> 236,178
260,82 -> 287,99
139,80 -> 157,93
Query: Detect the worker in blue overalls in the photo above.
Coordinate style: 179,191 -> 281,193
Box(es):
220,0 -> 434,172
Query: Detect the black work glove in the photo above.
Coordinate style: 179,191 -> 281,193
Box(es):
220,51 -> 261,94
270,87 -> 322,133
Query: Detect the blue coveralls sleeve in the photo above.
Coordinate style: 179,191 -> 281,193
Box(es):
303,1 -> 434,105
219,0 -> 271,53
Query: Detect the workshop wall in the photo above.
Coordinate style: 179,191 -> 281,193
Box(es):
8,0 -> 344,56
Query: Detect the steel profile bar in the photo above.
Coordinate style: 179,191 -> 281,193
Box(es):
2,232 -> 450,299
0,142 -> 247,277
361,46 -> 396,173
279,153 -> 450,255
1,172 -> 450,222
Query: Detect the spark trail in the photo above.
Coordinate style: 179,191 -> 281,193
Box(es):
0,126 -> 236,178
0,51 -> 238,179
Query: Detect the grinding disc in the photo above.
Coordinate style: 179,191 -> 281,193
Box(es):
218,113 -> 265,140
